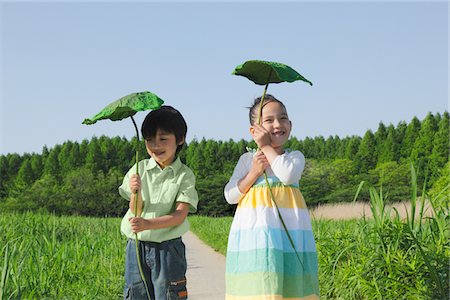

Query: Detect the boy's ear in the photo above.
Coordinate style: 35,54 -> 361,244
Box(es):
178,137 -> 185,146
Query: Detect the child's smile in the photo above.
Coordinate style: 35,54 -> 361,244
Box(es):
261,102 -> 292,149
272,129 -> 287,137
145,129 -> 182,168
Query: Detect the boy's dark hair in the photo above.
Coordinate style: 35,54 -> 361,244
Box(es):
248,94 -> 286,125
141,105 -> 187,154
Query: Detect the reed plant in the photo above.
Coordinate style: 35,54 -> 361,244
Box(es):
327,163 -> 450,299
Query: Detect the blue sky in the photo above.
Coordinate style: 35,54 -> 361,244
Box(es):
0,1 -> 448,155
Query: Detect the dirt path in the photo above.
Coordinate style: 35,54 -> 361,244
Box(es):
184,231 -> 226,300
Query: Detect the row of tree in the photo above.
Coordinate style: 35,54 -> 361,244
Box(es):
0,112 -> 448,216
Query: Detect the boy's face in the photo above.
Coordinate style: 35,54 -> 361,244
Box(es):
260,101 -> 292,149
144,129 -> 183,168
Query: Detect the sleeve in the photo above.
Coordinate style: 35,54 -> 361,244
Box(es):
118,160 -> 146,201
118,167 -> 133,201
176,169 -> 199,213
270,150 -> 305,185
224,153 -> 252,205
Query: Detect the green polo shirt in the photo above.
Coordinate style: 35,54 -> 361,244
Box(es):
119,157 -> 198,242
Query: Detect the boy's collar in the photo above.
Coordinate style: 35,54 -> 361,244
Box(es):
147,157 -> 182,174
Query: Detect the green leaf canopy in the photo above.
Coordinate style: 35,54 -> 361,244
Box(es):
82,91 -> 164,125
232,60 -> 313,86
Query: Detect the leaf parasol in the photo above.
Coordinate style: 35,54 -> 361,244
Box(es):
82,91 -> 164,125
232,60 -> 313,86
232,59 -> 312,269
83,90 -> 163,300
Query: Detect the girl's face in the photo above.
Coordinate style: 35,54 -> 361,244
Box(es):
145,129 -> 183,168
260,101 -> 292,149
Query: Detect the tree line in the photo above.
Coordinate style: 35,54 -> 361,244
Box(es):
0,111 -> 448,217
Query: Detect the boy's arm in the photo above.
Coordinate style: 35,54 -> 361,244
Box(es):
129,168 -> 197,233
129,174 -> 143,216
129,191 -> 143,217
129,202 -> 190,233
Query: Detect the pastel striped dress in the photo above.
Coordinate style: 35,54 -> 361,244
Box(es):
224,150 -> 320,300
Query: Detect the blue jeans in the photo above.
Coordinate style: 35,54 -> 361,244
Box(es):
124,238 -> 188,300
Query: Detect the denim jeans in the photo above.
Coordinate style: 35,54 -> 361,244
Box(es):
124,238 -> 188,300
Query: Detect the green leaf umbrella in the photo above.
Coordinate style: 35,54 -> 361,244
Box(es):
82,91 -> 164,124
232,59 -> 312,268
83,91 -> 163,300
232,59 -> 313,86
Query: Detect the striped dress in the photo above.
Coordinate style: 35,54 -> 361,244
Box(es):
224,151 -> 320,300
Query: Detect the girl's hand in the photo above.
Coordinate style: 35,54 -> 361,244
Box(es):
128,217 -> 150,233
250,124 -> 271,149
250,150 -> 269,176
129,174 -> 142,194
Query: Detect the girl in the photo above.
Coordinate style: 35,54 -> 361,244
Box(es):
224,95 -> 320,300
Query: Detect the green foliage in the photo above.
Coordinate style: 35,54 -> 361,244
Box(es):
301,159 -> 360,205
196,174 -> 235,217
429,161 -> 450,206
400,116 -> 421,159
429,112 -> 450,183
411,113 -> 439,186
14,159 -> 34,189
0,112 -> 448,217
1,168 -> 127,217
43,146 -> 62,181
356,130 -> 377,172
369,161 -> 410,201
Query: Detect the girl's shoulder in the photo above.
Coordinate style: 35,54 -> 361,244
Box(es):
283,149 -> 305,159
238,151 -> 254,164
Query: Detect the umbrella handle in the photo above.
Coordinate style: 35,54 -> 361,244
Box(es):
255,77 -> 304,269
130,116 -> 151,300
256,69 -> 272,126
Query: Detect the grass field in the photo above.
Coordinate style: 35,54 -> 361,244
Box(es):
0,213 -> 125,299
1,177 -> 448,299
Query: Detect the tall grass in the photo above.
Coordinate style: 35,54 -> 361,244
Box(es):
321,164 -> 449,299
0,213 -> 125,299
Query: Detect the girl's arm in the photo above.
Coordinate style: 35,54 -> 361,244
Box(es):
268,150 -> 305,185
251,125 -> 305,185
237,151 -> 268,194
129,202 -> 190,233
260,145 -> 305,185
224,152 -> 268,204
224,153 -> 249,204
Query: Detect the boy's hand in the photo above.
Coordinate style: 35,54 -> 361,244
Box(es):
129,174 -> 142,194
250,150 -> 269,176
128,217 -> 150,233
250,124 -> 271,149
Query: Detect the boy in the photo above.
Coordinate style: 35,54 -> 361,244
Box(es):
119,106 -> 198,300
